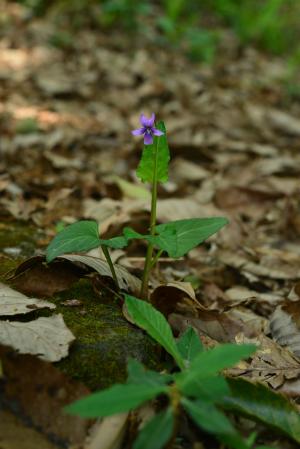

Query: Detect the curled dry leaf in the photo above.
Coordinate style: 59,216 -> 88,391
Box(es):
60,254 -> 141,294
270,302 -> 300,357
150,281 -> 198,317
0,282 -> 55,316
0,314 -> 75,362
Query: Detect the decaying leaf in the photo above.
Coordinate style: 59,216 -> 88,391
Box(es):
60,254 -> 141,294
233,334 -> 300,389
270,302 -> 300,357
11,255 -> 84,297
0,314 -> 75,362
169,310 -> 245,343
0,282 -> 55,315
150,281 -> 198,317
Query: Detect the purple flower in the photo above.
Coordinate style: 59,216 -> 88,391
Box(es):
131,113 -> 164,145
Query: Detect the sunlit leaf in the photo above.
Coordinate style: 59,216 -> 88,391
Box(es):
46,220 -> 101,262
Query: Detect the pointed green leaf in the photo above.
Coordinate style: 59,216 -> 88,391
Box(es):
136,121 -> 170,184
46,220 -> 101,262
127,359 -> 172,387
176,374 -> 230,401
46,220 -> 128,263
133,408 -> 174,449
65,383 -> 167,418
151,217 -> 229,258
123,217 -> 228,258
177,327 -> 203,364
177,344 -> 256,393
182,398 -> 249,449
99,235 -> 128,249
182,397 -> 234,434
222,378 -> 300,443
125,295 -> 185,370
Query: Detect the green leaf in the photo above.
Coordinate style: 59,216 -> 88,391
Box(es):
99,235 -> 128,249
136,121 -> 170,184
65,383 -> 167,418
133,408 -> 174,449
46,220 -> 101,263
182,397 -> 234,434
124,217 -> 228,258
222,378 -> 300,443
182,397 -> 248,449
127,359 -> 172,387
46,220 -> 127,263
151,217 -> 229,258
177,375 -> 230,402
177,344 -> 256,394
177,327 -> 203,364
125,295 -> 185,370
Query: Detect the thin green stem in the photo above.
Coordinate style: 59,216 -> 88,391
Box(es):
140,138 -> 159,299
150,249 -> 163,269
101,245 -> 120,291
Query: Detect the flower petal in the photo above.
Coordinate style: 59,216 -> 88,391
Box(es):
132,127 -> 145,136
144,132 -> 153,145
140,113 -> 155,128
152,128 -> 164,136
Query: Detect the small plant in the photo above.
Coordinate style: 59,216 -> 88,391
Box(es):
46,113 -> 228,299
66,295 -> 273,449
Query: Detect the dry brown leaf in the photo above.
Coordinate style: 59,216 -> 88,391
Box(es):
0,411 -> 58,449
233,334 -> 300,389
60,254 -> 141,294
0,282 -> 55,315
150,281 -> 197,317
0,314 -> 75,362
0,345 -> 90,445
225,286 -> 283,306
169,310 -> 245,343
270,302 -> 300,357
11,256 -> 84,297
218,250 -> 300,280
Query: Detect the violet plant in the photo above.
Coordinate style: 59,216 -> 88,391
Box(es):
46,113 -> 228,299
65,296 -> 292,449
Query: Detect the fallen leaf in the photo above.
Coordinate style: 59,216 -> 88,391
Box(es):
0,282 -> 55,315
270,302 -> 300,357
84,413 -> 128,449
11,255 -> 85,297
233,334 -> 300,389
60,254 -> 141,294
0,314 -> 75,362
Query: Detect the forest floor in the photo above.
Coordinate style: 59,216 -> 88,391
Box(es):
1,2 -> 300,449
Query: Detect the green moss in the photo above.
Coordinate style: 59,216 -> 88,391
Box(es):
0,255 -> 19,279
0,222 -> 43,258
52,280 -> 161,390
